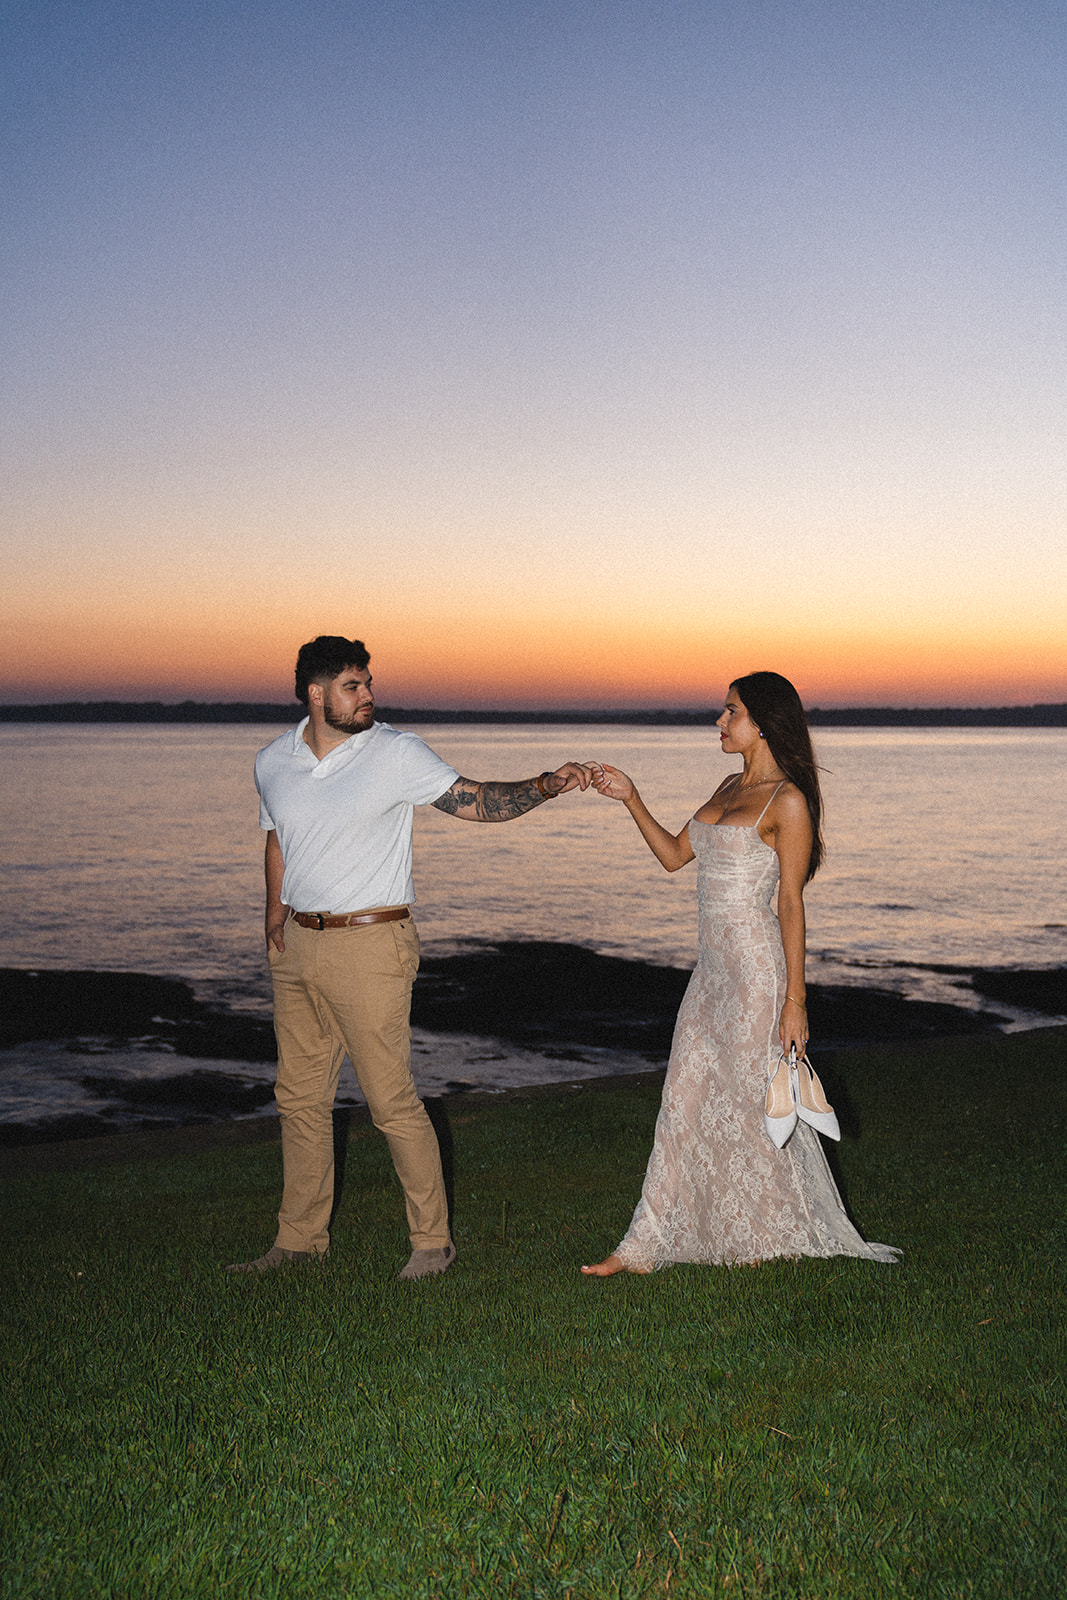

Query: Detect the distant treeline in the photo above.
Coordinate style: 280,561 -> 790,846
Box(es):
2,701 -> 1066,727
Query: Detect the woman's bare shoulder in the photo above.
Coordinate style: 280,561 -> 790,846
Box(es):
770,779 -> 806,812
764,781 -> 811,836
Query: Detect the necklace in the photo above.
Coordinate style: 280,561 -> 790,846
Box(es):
734,774 -> 783,792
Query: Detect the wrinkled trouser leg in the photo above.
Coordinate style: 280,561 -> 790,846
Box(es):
268,915 -> 449,1255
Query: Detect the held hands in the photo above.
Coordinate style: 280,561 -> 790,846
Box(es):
586,763 -> 636,803
536,762 -> 634,799
544,762 -> 598,795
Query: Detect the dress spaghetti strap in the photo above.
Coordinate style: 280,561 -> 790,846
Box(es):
754,782 -> 785,828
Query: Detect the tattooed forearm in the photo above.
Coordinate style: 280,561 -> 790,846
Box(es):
473,777 -> 546,821
431,780 -> 479,816
432,776 -> 549,822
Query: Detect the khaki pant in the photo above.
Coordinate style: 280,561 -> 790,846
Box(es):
267,913 -> 450,1256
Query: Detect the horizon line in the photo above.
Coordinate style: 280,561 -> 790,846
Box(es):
2,699 -> 1066,727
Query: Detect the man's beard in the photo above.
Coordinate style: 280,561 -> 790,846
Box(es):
323,693 -> 374,736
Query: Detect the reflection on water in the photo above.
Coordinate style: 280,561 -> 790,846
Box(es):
1,722 -> 1065,1020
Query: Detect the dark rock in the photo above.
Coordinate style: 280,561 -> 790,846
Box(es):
412,942 -> 1002,1060
169,1016 -> 277,1062
0,969 -> 197,1045
807,985 -> 1003,1048
2,952 -> 1011,1077
0,968 -> 276,1060
969,968 -> 1067,1016
414,942 -> 687,1057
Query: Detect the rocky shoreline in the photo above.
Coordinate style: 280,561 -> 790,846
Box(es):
1,947 -> 1064,1149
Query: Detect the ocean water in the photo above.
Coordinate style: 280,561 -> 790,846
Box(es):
2,722 -> 1064,1129
2,721 -> 1065,1020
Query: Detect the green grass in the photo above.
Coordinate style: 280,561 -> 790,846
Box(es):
1,1028 -> 1065,1598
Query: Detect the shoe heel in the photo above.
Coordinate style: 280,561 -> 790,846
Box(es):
764,1053 -> 798,1148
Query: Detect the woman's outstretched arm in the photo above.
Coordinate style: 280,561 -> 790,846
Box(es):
589,763 -> 696,873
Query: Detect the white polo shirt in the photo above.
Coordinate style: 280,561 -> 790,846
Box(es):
254,718 -> 458,914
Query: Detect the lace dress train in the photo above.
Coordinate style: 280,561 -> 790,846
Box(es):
614,819 -> 899,1269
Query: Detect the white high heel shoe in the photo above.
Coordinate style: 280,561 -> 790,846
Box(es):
791,1051 -> 841,1141
764,1053 -> 797,1148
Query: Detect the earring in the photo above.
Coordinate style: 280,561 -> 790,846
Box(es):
759,731 -> 764,738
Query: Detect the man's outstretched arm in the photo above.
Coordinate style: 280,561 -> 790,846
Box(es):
431,763 -> 593,822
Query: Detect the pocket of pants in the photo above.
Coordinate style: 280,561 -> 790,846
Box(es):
391,917 -> 420,983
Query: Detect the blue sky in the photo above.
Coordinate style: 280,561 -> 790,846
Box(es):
2,0 -> 1065,706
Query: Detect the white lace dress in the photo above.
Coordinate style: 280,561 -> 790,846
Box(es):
614,817 -> 900,1269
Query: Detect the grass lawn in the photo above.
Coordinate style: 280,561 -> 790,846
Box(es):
1,1028 -> 1064,1598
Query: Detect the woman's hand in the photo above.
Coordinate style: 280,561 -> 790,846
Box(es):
588,763 -> 636,802
778,996 -> 809,1058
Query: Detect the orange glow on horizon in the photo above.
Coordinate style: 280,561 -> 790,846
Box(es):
1,601 -> 1064,709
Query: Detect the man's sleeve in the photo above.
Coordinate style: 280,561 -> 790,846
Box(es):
396,734 -> 460,805
254,753 -> 276,832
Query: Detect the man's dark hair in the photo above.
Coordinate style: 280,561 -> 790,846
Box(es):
294,636 -> 371,706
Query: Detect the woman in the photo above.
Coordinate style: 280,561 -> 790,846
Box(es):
581,672 -> 898,1275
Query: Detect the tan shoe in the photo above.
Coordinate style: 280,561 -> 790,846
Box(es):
398,1243 -> 457,1280
225,1245 -> 313,1274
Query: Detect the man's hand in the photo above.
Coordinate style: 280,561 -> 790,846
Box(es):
542,762 -> 596,795
266,908 -> 289,953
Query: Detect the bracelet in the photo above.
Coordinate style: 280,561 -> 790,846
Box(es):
536,771 -> 559,798
785,994 -> 807,1007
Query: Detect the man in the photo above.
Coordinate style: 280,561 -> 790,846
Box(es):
226,635 -> 592,1279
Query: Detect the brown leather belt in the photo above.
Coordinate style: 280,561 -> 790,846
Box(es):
292,907 -> 410,931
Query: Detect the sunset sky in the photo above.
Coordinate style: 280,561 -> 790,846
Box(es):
2,0 -> 1065,709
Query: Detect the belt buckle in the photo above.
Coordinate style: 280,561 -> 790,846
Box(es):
315,912 -> 326,931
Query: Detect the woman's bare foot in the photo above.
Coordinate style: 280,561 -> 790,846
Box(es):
580,1253 -> 650,1276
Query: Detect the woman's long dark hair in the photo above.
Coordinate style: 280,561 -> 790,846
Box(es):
731,671 -> 824,880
